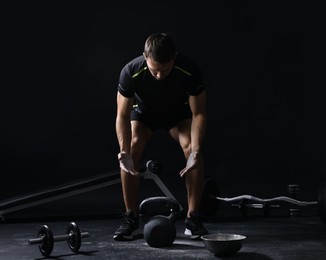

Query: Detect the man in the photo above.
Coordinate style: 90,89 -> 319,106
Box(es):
114,33 -> 208,241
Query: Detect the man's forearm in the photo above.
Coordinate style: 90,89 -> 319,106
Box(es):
191,113 -> 206,152
116,116 -> 132,154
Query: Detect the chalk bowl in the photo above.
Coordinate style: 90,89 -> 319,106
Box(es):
201,233 -> 246,256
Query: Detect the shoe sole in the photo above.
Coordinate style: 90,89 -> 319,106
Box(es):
184,228 -> 206,240
113,229 -> 143,241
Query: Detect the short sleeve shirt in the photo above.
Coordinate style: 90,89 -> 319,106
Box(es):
118,53 -> 205,118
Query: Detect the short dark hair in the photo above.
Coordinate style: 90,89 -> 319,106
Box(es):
144,33 -> 176,63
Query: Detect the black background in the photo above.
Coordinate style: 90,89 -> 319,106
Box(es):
1,1 -> 325,218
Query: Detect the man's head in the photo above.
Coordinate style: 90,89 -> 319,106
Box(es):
143,33 -> 176,80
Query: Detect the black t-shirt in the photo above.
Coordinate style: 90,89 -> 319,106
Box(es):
117,53 -> 205,118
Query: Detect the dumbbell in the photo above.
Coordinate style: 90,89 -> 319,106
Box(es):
28,222 -> 90,256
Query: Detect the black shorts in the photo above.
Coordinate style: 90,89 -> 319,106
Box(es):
130,105 -> 192,131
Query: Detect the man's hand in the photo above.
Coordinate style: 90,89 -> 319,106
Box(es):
179,151 -> 201,177
118,152 -> 139,175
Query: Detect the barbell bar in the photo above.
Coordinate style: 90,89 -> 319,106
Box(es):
199,179 -> 326,223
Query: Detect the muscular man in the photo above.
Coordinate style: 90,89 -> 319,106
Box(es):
114,33 -> 208,241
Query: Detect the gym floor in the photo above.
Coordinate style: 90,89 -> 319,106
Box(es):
1,208 -> 325,260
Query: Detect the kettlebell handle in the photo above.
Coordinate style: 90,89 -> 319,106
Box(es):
139,196 -> 180,222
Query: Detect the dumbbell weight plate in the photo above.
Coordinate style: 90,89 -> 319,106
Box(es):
38,225 -> 54,256
318,182 -> 326,224
146,160 -> 161,174
67,222 -> 81,252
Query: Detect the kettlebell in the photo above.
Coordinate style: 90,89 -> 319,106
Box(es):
139,196 -> 180,248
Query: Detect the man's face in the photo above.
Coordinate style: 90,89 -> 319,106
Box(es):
144,55 -> 175,80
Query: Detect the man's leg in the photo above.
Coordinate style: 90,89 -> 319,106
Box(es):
169,119 -> 208,239
114,121 -> 153,240
122,121 -> 153,212
184,155 -> 205,217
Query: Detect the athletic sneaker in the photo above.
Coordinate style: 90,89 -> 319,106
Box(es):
184,213 -> 209,239
113,210 -> 143,241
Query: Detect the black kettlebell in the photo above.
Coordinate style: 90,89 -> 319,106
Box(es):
139,196 -> 180,248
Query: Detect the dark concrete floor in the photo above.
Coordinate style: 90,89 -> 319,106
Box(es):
1,213 -> 325,260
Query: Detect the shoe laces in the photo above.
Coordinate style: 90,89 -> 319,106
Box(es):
120,210 -> 137,226
187,213 -> 203,227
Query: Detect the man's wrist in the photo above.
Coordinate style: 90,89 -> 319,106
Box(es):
118,151 -> 129,160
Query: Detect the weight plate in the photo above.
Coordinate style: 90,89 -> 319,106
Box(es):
318,182 -> 326,224
67,222 -> 81,252
38,225 -> 54,256
147,160 -> 161,174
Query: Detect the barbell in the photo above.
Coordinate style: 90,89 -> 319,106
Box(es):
199,179 -> 326,224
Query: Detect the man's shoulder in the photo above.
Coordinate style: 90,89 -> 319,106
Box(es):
121,55 -> 147,80
124,55 -> 145,71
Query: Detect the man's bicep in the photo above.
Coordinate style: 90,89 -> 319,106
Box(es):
117,92 -> 134,117
189,90 -> 206,115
